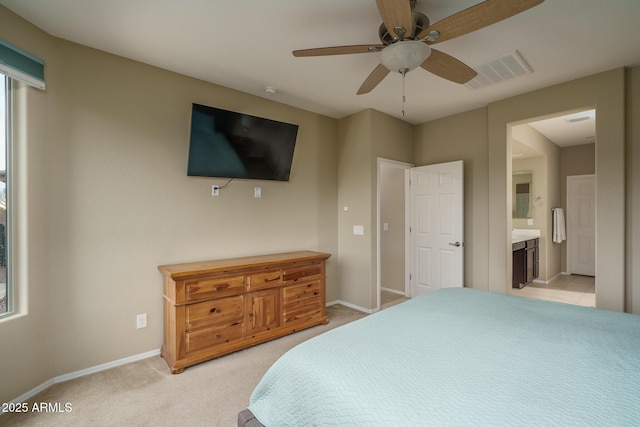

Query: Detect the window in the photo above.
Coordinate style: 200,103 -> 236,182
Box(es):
0,74 -> 8,315
0,40 -> 44,317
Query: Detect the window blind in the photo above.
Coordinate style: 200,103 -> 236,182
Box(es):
0,39 -> 45,89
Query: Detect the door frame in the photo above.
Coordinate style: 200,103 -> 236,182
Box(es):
376,158 -> 413,312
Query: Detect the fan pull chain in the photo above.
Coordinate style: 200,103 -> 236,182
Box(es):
401,69 -> 407,117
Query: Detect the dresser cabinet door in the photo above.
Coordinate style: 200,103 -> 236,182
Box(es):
246,289 -> 279,335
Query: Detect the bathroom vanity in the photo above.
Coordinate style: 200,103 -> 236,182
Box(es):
512,230 -> 540,288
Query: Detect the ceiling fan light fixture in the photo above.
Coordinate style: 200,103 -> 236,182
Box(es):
380,40 -> 431,73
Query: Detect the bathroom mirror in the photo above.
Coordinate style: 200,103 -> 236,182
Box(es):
513,172 -> 532,218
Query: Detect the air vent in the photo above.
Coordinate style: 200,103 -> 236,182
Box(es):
565,116 -> 591,123
465,51 -> 533,90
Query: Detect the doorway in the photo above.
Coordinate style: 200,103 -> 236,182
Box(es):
508,109 -> 596,307
376,158 -> 464,310
377,158 -> 412,311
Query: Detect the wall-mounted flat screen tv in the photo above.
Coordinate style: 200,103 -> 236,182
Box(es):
187,103 -> 299,181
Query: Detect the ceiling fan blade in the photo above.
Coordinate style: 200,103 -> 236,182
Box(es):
418,0 -> 544,44
357,63 -> 391,95
293,45 -> 385,57
376,0 -> 414,40
420,49 -> 477,84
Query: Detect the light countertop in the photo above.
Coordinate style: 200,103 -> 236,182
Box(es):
512,229 -> 540,244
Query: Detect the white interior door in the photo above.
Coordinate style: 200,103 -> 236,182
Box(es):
408,160 -> 464,297
567,174 -> 596,276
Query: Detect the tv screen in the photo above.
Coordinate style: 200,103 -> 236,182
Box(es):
187,103 -> 299,181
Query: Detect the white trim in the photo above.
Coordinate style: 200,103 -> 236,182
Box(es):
7,349 -> 160,405
326,299 -> 374,314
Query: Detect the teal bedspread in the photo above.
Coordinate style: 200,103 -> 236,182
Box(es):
248,288 -> 640,426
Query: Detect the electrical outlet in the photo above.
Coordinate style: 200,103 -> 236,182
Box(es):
212,185 -> 220,196
136,313 -> 147,329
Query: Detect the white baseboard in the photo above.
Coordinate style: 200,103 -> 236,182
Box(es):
533,272 -> 565,285
326,300 -> 374,314
8,349 -> 160,405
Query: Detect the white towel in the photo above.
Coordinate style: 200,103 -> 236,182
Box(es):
552,208 -> 566,243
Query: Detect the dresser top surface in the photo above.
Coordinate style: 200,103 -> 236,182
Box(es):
158,251 -> 331,279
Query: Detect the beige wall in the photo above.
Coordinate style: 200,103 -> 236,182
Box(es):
337,109 -> 413,310
0,7 -> 339,403
488,69 -> 626,312
627,67 -> 640,314
416,70 -> 633,313
560,143 -> 595,272
337,110 -> 373,309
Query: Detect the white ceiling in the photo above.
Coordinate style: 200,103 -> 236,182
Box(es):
2,0 -> 639,138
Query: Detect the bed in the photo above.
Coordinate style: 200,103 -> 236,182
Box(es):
239,288 -> 640,426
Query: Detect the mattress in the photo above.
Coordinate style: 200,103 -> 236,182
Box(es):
246,288 -> 640,426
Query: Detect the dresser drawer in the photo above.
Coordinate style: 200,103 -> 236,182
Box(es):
282,261 -> 323,284
186,296 -> 244,330
246,269 -> 281,291
185,275 -> 244,302
282,298 -> 323,324
282,281 -> 321,305
185,322 -> 244,353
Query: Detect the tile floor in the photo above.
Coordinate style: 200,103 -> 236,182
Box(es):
380,290 -> 409,309
508,274 -> 596,307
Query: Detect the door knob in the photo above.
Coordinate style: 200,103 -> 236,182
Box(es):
449,242 -> 461,247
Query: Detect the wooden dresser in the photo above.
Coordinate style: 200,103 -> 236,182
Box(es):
158,251 -> 331,373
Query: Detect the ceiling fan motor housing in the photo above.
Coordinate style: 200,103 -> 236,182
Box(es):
378,11 -> 430,44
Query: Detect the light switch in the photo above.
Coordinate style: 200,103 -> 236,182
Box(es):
353,225 -> 364,235
527,218 -> 533,226
254,186 -> 262,198
383,222 -> 389,231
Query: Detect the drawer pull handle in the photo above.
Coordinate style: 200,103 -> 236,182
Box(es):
248,313 -> 254,318
263,278 -> 268,282
215,286 -> 221,291
210,308 -> 220,314
215,333 -> 221,339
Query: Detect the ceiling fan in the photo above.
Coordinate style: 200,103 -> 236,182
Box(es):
293,0 -> 544,95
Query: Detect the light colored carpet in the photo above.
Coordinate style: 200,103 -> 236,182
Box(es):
1,304 -> 367,427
